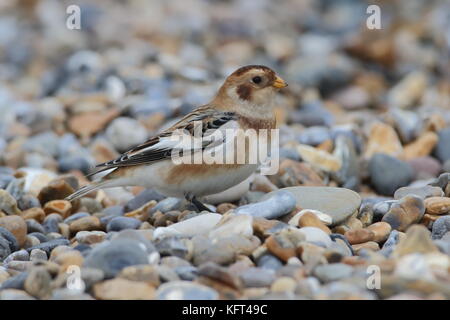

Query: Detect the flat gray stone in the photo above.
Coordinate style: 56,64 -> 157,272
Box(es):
262,187 -> 361,226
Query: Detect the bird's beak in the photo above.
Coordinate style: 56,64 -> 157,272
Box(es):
272,76 -> 288,88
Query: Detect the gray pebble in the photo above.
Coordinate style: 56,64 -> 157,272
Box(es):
106,216 -> 141,232
235,190 -> 296,219
369,153 -> 413,196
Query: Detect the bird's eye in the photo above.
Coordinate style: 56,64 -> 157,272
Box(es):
252,76 -> 262,84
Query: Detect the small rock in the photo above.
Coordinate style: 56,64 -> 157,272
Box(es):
403,132 -> 439,160
344,229 -> 375,245
369,153 -> 413,196
235,190 -> 296,219
239,267 -> 276,288
20,208 -> 46,223
297,211 -> 331,234
0,227 -> 19,252
364,122 -> 403,159
0,289 -> 35,300
297,144 -> 342,172
424,197 -> 450,215
154,213 -> 222,239
75,231 -> 106,244
351,241 -> 380,253
208,214 -> 253,241
0,215 -> 27,247
118,265 -> 160,286
105,117 -> 148,152
394,186 -> 444,200
366,222 -> 392,243
393,225 -> 439,257
270,277 -> 297,292
93,278 -> 155,300
30,249 -> 47,261
298,227 -> 332,248
431,216 -> 450,240
382,195 -> 425,231
434,128 -> 450,163
0,190 -> 21,215
26,238 -> 70,255
24,267 -> 52,299
106,217 -> 141,232
313,263 -> 353,282
69,216 -> 101,233
43,200 -> 72,219
291,210 -> 332,227
156,281 -> 219,300
83,239 -> 150,278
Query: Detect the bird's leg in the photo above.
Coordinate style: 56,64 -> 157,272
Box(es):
185,193 -> 212,212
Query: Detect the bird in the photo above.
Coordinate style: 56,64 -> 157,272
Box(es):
66,65 -> 288,211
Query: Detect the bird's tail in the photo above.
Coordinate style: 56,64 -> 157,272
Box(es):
65,180 -> 111,202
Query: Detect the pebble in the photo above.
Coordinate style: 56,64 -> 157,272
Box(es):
424,197 -> 450,215
0,227 -> 19,252
393,225 -> 439,257
364,123 -> 403,159
105,117 -> 148,152
434,128 -> 450,163
106,217 -> 141,232
208,214 -> 253,241
297,144 -> 342,172
297,211 -> 331,234
83,239 -> 150,278
156,281 -> 219,300
298,227 -> 332,248
154,213 -> 222,239
344,229 -> 375,245
21,207 -> 46,223
69,216 -> 101,233
268,187 -> 360,226
155,237 -> 189,259
43,200 -> 72,219
24,267 -> 52,299
366,222 -> 392,243
431,216 -> 450,240
1,289 -> 36,300
75,231 -> 106,244
403,132 -> 438,160
394,186 -> 444,200
0,190 -> 21,215
369,153 -> 413,196
118,265 -> 160,286
0,215 -> 27,247
3,249 -> 29,264
289,209 -> 332,227
93,278 -> 155,300
382,195 -> 425,231
26,238 -> 70,255
313,263 -> 354,282
235,190 -> 296,220
239,267 -> 276,288
29,249 -> 47,262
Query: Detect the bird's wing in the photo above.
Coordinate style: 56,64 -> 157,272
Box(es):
87,107 -> 237,177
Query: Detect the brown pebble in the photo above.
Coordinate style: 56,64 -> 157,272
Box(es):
298,212 -> 331,234
0,215 -> 27,247
366,222 -> 391,243
392,224 -> 439,257
118,265 -> 160,287
216,203 -> 236,214
69,216 -> 101,233
43,200 -> 72,219
37,179 -> 75,205
344,228 -> 375,245
265,235 -> 296,262
54,250 -> 84,272
351,241 -> 380,254
93,278 -> 155,300
424,197 -> 450,215
20,207 -> 46,223
382,195 -> 425,231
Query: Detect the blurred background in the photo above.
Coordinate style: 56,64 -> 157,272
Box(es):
0,0 -> 449,194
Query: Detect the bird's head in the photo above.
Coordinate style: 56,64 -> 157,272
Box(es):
214,65 -> 288,117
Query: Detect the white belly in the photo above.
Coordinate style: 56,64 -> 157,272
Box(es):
115,161 -> 258,198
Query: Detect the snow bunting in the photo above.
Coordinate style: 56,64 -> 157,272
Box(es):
66,65 -> 288,211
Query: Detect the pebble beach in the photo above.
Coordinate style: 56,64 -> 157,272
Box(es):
0,0 -> 449,300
